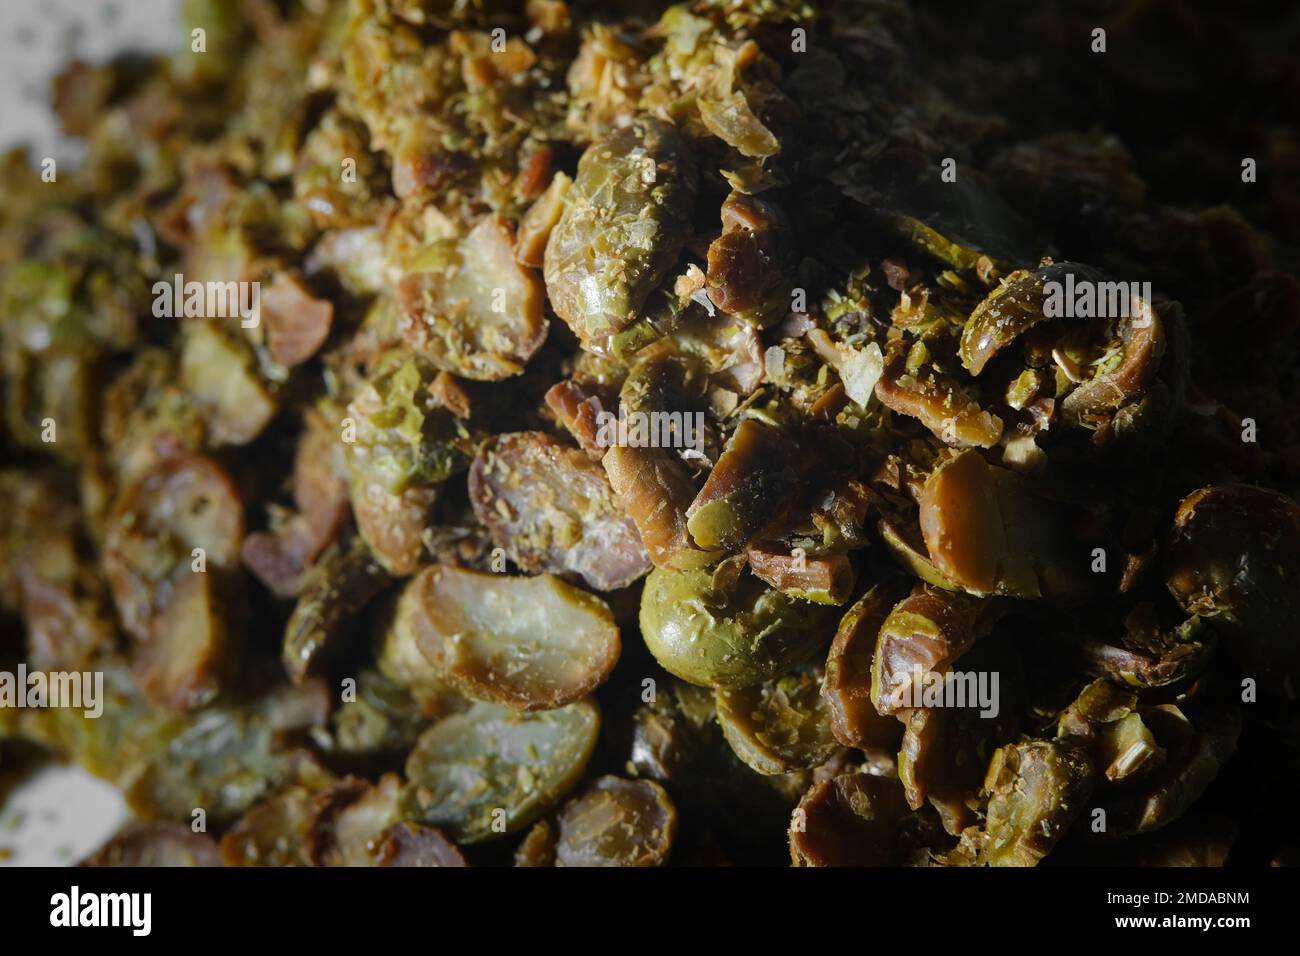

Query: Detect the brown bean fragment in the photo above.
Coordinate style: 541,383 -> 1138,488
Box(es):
453,31 -> 536,90
881,257 -> 912,292
979,740 -> 1094,866
81,822 -> 222,867
104,455 -> 244,710
603,445 -> 719,571
371,822 -> 468,867
307,774 -> 404,867
398,215 -> 547,381
5,475 -> 115,670
822,586 -> 905,752
671,314 -> 766,395
514,819 -> 558,867
293,111 -> 389,230
243,409 -> 350,597
526,0 -> 570,35
544,380 -> 615,461
180,322 -> 277,447
555,776 -> 677,867
305,777 -> 374,867
686,419 -> 801,553
18,568 -> 115,673
958,263 -> 1097,376
747,545 -> 853,605
241,525 -> 318,600
391,121 -> 470,201
350,478 -> 437,577
282,540 -> 391,683
132,570 -> 234,712
342,354 -> 459,576
126,456 -> 244,570
411,564 -> 620,710
1075,609 -> 1215,694
515,145 -> 555,202
429,372 -> 472,419
705,234 -> 761,309
897,707 -> 986,834
469,431 -> 650,591
875,340 -> 1003,448
377,578 -> 471,700
220,787 -> 317,867
262,271 -> 334,367
871,586 -> 989,716
789,772 -> 924,866
808,383 -> 849,420
717,665 -> 839,775
917,450 -> 1090,599
959,262 -> 1171,436
917,452 -> 1005,595
1061,303 -> 1166,426
705,192 -> 793,325
813,478 -> 876,548
877,516 -> 959,590
517,170 -> 570,268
